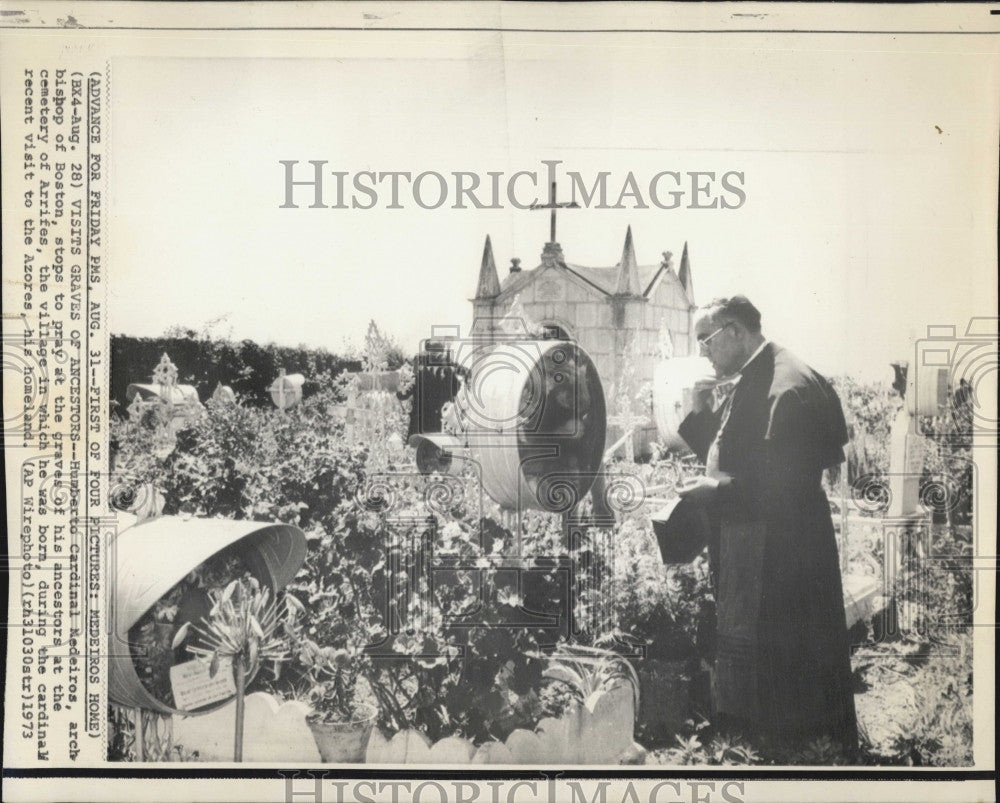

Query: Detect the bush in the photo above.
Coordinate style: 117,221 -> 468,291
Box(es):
830,376 -> 898,483
116,344 -> 976,764
851,522 -> 974,766
112,382 -> 607,744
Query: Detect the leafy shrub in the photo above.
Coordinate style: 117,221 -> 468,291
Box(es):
830,374 -> 973,525
918,405 -> 974,527
830,376 -> 898,483
113,382 -> 609,744
647,718 -> 762,766
116,346 -> 975,766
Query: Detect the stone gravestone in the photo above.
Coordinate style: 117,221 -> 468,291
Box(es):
211,383 -> 236,404
268,368 -> 305,410
887,404 -> 926,518
881,361 -> 944,636
886,360 -> 946,518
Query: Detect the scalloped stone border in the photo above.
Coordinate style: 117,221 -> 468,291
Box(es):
365,683 -> 635,765
172,683 -> 635,764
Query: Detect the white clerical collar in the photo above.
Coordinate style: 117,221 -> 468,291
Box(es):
740,339 -> 769,373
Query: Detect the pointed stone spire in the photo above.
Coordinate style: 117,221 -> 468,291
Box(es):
615,225 -> 641,296
678,241 -> 694,302
474,235 -> 501,299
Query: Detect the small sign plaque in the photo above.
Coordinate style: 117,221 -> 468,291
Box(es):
169,657 -> 236,712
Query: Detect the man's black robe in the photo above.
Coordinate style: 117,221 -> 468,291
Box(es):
678,342 -> 858,754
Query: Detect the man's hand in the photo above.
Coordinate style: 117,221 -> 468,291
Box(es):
691,378 -> 718,415
677,474 -> 727,504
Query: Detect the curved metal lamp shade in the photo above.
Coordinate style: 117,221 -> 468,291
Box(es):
108,514 -> 307,715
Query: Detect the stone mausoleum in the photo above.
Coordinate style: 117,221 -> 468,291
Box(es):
469,225 -> 697,451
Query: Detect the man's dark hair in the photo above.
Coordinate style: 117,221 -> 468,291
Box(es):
703,295 -> 762,334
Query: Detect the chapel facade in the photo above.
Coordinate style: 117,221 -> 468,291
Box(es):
469,227 -> 697,452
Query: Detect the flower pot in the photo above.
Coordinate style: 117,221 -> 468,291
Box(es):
307,708 -> 377,763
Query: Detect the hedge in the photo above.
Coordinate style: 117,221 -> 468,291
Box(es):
110,334 -> 364,408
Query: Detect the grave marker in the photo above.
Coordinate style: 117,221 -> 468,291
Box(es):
268,368 -> 305,410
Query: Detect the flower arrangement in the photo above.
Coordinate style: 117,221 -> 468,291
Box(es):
127,545 -> 251,707
172,575 -> 300,760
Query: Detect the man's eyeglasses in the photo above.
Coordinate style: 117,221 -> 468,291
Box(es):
697,321 -> 733,347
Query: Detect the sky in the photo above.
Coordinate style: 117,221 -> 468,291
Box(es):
107,29 -> 999,382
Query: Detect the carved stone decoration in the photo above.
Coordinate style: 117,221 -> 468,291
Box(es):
151,352 -> 179,387
537,279 -> 564,302
124,352 -> 206,458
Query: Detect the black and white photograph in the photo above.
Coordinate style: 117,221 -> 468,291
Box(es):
2,3 -> 997,802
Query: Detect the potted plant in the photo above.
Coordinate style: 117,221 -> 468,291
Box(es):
295,635 -> 379,763
540,642 -> 641,710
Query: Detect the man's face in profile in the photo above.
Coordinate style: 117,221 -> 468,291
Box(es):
695,312 -> 743,378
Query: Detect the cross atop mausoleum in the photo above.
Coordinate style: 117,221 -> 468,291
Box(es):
529,181 -> 580,244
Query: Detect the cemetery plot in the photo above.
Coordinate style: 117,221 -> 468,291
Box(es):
105,334 -> 975,766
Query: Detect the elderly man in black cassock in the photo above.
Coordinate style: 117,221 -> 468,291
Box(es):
676,295 -> 858,758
